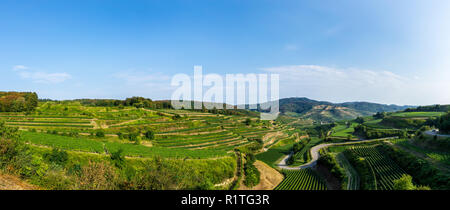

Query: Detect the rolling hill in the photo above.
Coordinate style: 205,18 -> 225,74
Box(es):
277,97 -> 413,122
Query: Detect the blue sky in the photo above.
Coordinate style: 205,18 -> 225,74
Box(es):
1,0 -> 450,105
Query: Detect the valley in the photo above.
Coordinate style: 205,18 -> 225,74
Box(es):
0,92 -> 449,190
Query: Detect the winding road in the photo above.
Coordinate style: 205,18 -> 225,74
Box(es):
424,130 -> 450,138
277,137 -> 398,170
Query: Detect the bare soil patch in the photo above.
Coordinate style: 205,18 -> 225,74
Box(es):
238,160 -> 283,190
0,174 -> 37,190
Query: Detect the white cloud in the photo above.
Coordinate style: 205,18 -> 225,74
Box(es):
13,65 -> 71,84
261,65 -> 424,105
13,65 -> 28,71
19,71 -> 72,84
284,44 -> 298,51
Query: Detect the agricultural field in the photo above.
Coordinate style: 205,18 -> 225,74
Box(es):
390,112 -> 445,118
1,98 -> 449,191
291,137 -> 322,165
256,143 -> 294,167
393,139 -> 450,166
336,153 -> 360,190
274,169 -> 327,190
346,145 -> 408,190
1,101 -> 289,156
330,122 -> 358,138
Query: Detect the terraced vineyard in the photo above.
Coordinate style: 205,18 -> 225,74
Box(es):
390,112 -> 445,118
336,153 -> 360,190
274,169 -> 327,190
291,137 -> 322,165
1,101 -> 295,159
347,145 -> 407,190
393,139 -> 450,166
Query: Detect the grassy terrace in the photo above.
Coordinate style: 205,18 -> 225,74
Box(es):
393,139 -> 450,166
20,131 -> 228,158
331,123 -> 358,138
3,101 -> 286,160
390,112 -> 445,118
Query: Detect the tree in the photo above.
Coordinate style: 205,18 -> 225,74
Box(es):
373,112 -> 386,119
244,118 -> 252,126
393,174 -> 416,190
110,148 -> 125,169
44,148 -> 69,166
172,114 -> 181,120
393,174 -> 430,190
355,117 -> 365,124
95,130 -> 105,138
0,92 -> 38,112
144,130 -> 155,140
438,112 -> 450,134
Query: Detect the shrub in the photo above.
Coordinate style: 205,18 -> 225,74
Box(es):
243,154 -> 260,187
44,148 -> 69,166
393,174 -> 430,190
110,148 -> 126,169
95,130 -> 105,138
75,161 -> 119,190
144,130 -> 155,140
317,152 -> 346,186
377,144 -> 450,190
117,132 -> 123,139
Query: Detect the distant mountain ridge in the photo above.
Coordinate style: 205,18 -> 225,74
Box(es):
277,97 -> 414,122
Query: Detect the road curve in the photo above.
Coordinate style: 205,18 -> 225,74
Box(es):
424,130 -> 450,138
277,137 -> 398,170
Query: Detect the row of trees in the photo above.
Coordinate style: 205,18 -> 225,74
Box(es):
353,124 -> 407,139
242,154 -> 260,187
404,104 -> 450,113
75,97 -> 172,109
437,112 -> 450,133
0,92 -> 38,112
67,97 -> 253,117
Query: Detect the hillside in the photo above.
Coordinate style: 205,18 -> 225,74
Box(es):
0,174 -> 37,190
278,97 -> 413,123
0,100 -> 303,190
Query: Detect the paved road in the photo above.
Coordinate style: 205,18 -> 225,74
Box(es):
277,137 -> 398,170
424,130 -> 450,138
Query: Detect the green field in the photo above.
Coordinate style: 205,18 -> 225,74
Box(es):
256,143 -> 293,167
331,123 -> 358,138
393,139 -> 450,166
390,112 -> 445,118
291,137 -> 322,165
336,153 -> 360,190
274,169 -> 327,190
2,98 -> 449,191
0,101 -> 286,154
347,145 -> 408,190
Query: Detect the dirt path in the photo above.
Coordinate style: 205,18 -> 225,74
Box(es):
110,118 -> 141,127
262,131 -> 285,148
238,160 -> 283,190
277,137 -> 398,170
0,174 -> 37,190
